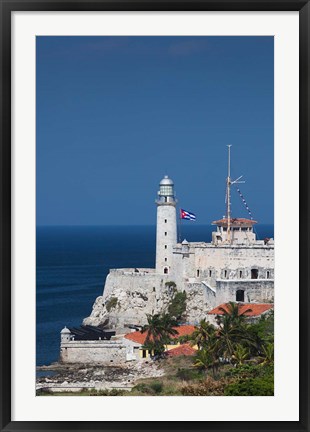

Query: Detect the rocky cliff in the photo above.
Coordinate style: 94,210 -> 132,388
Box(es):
82,268 -> 214,329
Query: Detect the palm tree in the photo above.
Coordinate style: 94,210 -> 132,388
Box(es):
142,314 -> 163,343
141,313 -> 178,356
215,302 -> 256,362
216,301 -> 252,327
215,317 -> 242,361
232,344 -> 250,366
193,343 -> 221,378
193,349 -> 214,374
190,319 -> 216,350
160,313 -> 179,350
259,342 -> 274,365
245,323 -> 265,356
141,314 -> 165,356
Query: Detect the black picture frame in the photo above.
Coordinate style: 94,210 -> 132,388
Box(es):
1,1 -> 308,431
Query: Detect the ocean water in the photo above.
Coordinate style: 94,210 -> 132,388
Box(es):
36,224 -> 274,366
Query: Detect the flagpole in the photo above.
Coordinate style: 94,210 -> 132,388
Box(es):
178,208 -> 182,243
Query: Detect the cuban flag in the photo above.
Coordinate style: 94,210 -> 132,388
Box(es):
180,209 -> 196,221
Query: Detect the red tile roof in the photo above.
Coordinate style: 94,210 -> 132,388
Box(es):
166,343 -> 197,357
208,303 -> 273,317
212,218 -> 257,226
124,325 -> 196,345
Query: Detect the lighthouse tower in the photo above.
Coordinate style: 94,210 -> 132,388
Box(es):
155,176 -> 177,275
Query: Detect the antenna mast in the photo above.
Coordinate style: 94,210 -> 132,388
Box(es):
226,145 -> 232,243
226,145 -> 245,244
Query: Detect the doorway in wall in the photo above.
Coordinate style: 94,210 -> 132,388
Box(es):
251,269 -> 258,279
236,289 -> 245,302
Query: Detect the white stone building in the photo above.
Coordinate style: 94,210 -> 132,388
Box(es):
83,175 -> 274,328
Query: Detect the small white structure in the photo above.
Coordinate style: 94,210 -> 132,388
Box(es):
211,218 -> 257,245
60,326 -> 71,343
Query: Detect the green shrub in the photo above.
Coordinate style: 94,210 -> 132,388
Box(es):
176,368 -> 203,381
131,381 -> 163,395
150,381 -> 163,394
224,376 -> 274,396
165,281 -> 176,289
168,291 -> 187,322
106,297 -> 118,312
224,363 -> 273,380
89,388 -> 124,396
109,388 -> 125,396
132,383 -> 153,395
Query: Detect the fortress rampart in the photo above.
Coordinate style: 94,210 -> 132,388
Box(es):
60,340 -> 127,364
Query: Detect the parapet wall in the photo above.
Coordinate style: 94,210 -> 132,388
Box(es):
103,270 -> 158,298
215,279 -> 274,304
60,340 -> 127,364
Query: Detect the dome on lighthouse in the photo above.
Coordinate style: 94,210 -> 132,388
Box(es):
156,175 -> 177,203
61,326 -> 71,334
160,175 -> 174,186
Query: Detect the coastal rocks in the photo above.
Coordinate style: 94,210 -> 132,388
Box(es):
83,296 -> 107,326
36,361 -> 164,393
83,284 -> 184,330
83,289 -> 156,328
83,270 -> 159,328
82,269 -> 211,329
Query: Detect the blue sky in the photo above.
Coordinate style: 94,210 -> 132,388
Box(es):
36,36 -> 274,226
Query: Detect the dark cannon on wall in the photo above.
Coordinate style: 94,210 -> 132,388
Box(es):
68,325 -> 116,341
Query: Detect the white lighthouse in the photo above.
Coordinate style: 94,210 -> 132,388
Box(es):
155,176 -> 177,275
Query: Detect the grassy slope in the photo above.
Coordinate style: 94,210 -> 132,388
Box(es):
37,355 -> 274,396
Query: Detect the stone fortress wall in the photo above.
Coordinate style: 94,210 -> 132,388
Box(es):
215,279 -> 274,305
173,243 -> 274,284
83,243 -> 274,329
60,340 -> 127,364
77,174 -> 275,361
83,242 -> 274,328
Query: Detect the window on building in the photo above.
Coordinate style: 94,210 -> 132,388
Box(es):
224,270 -> 228,278
197,270 -> 200,277
165,258 -> 167,262
236,290 -> 245,302
266,271 -> 270,279
165,245 -> 167,249
165,219 -> 167,223
209,270 -> 212,277
223,227 -> 227,231
239,270 -> 243,278
165,232 -> 167,236
251,269 -> 258,279
164,267 -> 169,274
